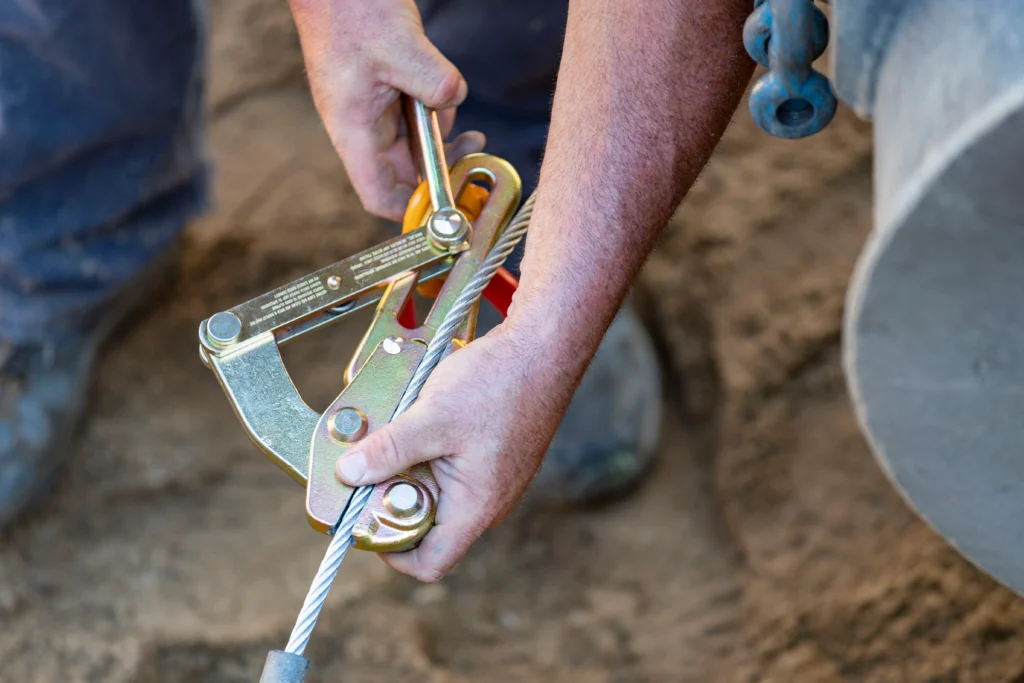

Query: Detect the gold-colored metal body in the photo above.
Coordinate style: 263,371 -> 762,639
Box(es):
198,153 -> 521,551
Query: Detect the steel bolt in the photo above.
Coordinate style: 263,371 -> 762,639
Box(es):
385,482 -> 422,517
427,207 -> 468,245
207,311 -> 242,347
326,275 -> 342,290
382,336 -> 404,355
329,407 -> 367,443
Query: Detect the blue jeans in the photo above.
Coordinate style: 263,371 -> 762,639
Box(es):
0,0 -> 566,342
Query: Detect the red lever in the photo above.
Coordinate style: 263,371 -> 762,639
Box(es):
400,178 -> 520,328
398,266 -> 517,329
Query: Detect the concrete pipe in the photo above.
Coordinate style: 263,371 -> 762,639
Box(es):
842,0 -> 1024,594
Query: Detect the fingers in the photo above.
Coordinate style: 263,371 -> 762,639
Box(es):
289,0 -> 475,220
330,102 -> 418,220
379,486 -> 491,583
385,36 -> 468,110
436,108 -> 456,138
445,131 -> 487,164
362,127 -> 483,218
335,403 -> 450,487
335,403 -> 487,585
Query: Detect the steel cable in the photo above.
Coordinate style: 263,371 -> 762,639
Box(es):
281,191 -> 536,657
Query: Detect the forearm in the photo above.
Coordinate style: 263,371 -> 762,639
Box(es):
507,0 -> 753,369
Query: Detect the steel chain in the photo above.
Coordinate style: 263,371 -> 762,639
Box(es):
743,0 -> 837,138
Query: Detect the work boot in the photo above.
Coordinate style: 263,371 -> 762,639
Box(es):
0,332 -> 103,527
387,213 -> 664,507
474,295 -> 663,507
526,301 -> 663,506
0,255 -> 175,529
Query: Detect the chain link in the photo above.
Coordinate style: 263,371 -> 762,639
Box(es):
743,0 -> 837,138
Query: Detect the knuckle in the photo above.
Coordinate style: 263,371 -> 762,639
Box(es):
430,67 -> 463,105
421,406 -> 461,455
415,565 -> 446,583
360,196 -> 388,219
436,109 -> 456,136
403,399 -> 449,454
438,421 -> 467,455
354,184 -> 390,218
375,428 -> 406,472
367,199 -> 393,219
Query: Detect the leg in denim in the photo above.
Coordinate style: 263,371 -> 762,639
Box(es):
0,0 -> 206,525
0,0 -> 207,342
419,0 -> 568,276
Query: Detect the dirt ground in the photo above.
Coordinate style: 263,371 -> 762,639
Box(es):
4,5 -> 1024,682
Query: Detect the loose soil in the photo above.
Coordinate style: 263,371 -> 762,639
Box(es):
3,5 -> 1024,682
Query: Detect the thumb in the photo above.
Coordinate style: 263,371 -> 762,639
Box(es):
335,406 -> 442,486
386,36 -> 468,109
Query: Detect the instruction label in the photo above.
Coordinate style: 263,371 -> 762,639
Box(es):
250,276 -> 328,327
230,229 -> 443,341
350,231 -> 432,282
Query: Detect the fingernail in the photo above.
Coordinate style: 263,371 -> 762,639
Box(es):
337,450 -> 367,485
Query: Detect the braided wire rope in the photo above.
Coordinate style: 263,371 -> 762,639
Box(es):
282,191 -> 537,656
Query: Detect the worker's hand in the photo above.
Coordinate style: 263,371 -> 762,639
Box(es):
335,322 -> 581,582
288,0 -> 485,220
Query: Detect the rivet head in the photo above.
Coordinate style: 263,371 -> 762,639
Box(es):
329,408 -> 367,443
427,208 -> 469,246
326,275 -> 342,290
429,209 -> 464,236
382,336 -> 404,355
207,312 -> 242,347
385,482 -> 422,517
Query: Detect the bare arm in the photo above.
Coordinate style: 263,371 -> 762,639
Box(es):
322,0 -> 754,581
511,0 -> 753,361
